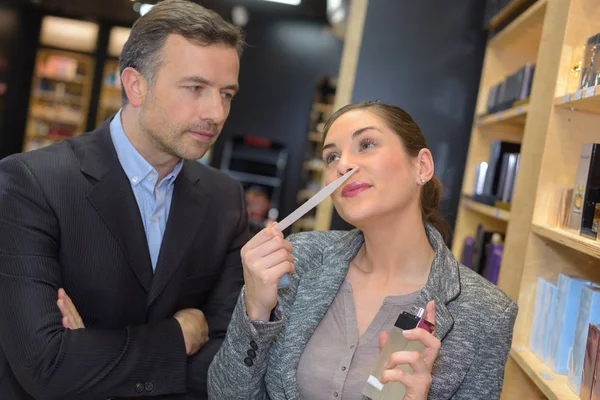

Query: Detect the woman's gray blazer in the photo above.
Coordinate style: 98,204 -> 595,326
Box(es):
208,225 -> 518,399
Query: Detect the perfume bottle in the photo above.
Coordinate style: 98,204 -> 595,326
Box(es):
362,308 -> 435,400
592,203 -> 600,240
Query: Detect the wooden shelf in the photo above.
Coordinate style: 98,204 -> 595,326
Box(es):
510,346 -> 578,400
477,103 -> 529,127
30,114 -> 81,126
36,74 -> 86,85
554,85 -> 600,114
26,134 -> 72,142
293,217 -> 315,230
308,132 -> 323,142
304,159 -> 325,172
487,0 -> 530,30
489,0 -> 547,48
298,189 -> 318,202
463,197 -> 510,222
313,103 -> 333,114
531,223 -> 600,260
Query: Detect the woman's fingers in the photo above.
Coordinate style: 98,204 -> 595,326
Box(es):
403,328 -> 441,368
382,351 -> 429,379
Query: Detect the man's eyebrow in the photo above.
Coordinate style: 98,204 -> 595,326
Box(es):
179,76 -> 239,92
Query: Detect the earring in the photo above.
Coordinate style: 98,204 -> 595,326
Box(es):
420,177 -> 426,184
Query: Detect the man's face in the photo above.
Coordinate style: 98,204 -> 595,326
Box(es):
139,34 -> 240,160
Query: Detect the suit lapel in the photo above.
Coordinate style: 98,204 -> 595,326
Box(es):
147,162 -> 208,306
280,231 -> 363,400
80,123 -> 153,292
411,225 -> 461,341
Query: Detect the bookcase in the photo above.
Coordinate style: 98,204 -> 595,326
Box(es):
292,78 -> 336,233
451,0 -> 600,398
23,48 -> 94,152
96,58 -> 121,127
22,16 -> 98,152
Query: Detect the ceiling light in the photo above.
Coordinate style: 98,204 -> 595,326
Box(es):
264,0 -> 301,5
139,3 -> 155,16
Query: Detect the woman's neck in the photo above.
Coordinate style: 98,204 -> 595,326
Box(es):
353,208 -> 435,289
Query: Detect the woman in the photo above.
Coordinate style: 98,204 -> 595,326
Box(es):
208,101 -> 518,400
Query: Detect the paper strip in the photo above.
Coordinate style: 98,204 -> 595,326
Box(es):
276,166 -> 359,288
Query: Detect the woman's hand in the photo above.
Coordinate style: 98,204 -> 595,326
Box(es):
241,224 -> 295,321
378,300 -> 441,400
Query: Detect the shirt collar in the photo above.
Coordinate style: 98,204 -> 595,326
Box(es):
109,109 -> 183,186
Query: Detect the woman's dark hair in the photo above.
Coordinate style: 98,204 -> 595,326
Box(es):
322,101 -> 450,242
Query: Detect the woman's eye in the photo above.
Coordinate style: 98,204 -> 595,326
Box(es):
360,140 -> 375,150
324,154 -> 340,165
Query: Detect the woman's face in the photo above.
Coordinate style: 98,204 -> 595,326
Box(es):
322,109 -> 430,226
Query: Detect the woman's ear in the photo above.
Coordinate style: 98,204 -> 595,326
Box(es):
417,148 -> 434,185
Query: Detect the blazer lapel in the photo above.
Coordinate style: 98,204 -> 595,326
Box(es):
80,123 -> 153,292
411,225 -> 461,341
147,162 -> 208,306
280,230 -> 363,400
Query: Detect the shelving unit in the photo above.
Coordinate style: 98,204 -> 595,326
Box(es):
23,48 -> 94,152
477,103 -> 529,127
96,59 -> 122,127
510,346 -> 579,400
453,0 -> 600,398
463,196 -> 511,222
554,85 -> 600,114
487,0 -> 533,30
292,77 -> 336,233
531,223 -> 600,260
22,16 -> 99,152
220,136 -> 287,236
96,27 -> 132,127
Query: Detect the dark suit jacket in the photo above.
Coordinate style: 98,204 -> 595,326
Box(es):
0,120 -> 248,399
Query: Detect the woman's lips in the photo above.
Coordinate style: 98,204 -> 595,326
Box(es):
342,181 -> 371,198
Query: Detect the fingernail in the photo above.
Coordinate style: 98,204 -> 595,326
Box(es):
384,361 -> 390,369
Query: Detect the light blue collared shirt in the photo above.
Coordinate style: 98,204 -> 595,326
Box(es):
110,110 -> 183,271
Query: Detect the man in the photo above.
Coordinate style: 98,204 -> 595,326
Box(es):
0,1 -> 248,398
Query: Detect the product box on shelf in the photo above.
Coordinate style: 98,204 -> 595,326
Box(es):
548,274 -> 594,374
580,144 -> 600,239
569,286 -> 600,395
581,324 -> 600,400
581,33 -> 600,90
568,144 -> 599,232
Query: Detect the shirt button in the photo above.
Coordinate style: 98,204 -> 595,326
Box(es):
148,174 -> 155,181
341,366 -> 346,371
145,382 -> 154,392
244,357 -> 254,367
247,349 -> 257,358
334,392 -> 339,397
132,176 -> 139,183
250,340 -> 258,350
134,382 -> 144,393
350,345 -> 355,349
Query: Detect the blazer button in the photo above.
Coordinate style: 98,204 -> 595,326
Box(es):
244,357 -> 254,367
135,382 -> 144,393
247,349 -> 257,358
250,340 -> 258,350
145,382 -> 154,392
